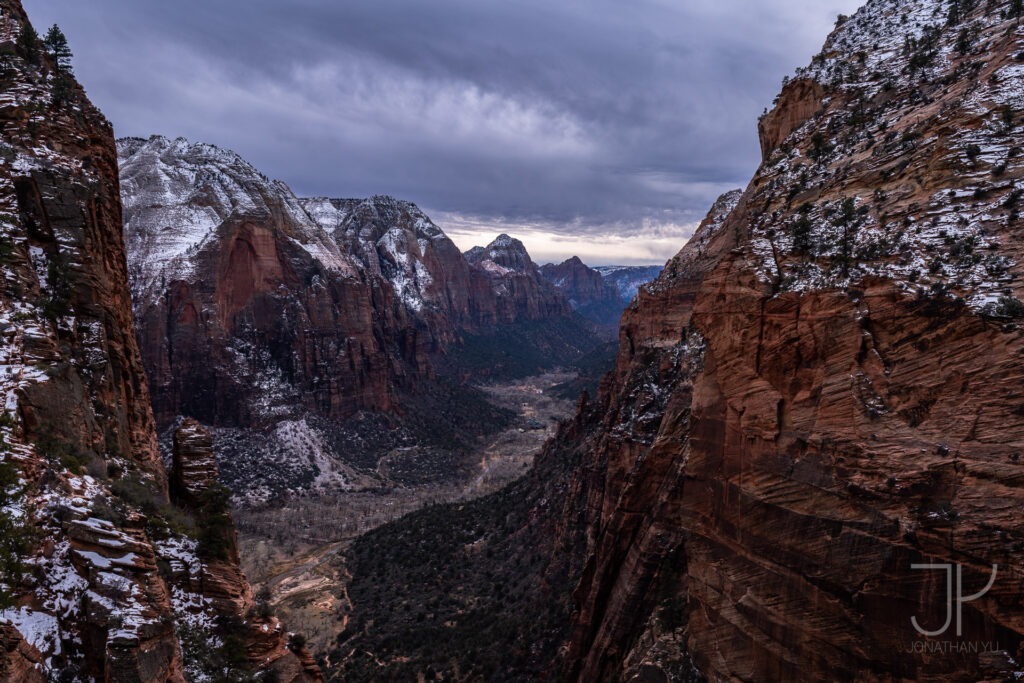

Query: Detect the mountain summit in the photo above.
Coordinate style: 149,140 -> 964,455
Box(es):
539,256 -> 624,326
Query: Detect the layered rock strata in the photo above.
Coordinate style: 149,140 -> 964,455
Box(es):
0,4 -> 319,679
120,140 -> 597,499
555,1 -> 1024,680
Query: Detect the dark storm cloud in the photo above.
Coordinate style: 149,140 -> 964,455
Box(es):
23,0 -> 864,262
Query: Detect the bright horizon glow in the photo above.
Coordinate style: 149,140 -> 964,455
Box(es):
433,212 -> 697,267
442,227 -> 689,268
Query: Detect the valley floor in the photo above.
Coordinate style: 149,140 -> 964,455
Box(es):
234,372 -> 577,655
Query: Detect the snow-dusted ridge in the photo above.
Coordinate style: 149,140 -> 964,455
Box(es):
117,135 -> 357,314
748,0 -> 1024,314
119,136 -> 467,318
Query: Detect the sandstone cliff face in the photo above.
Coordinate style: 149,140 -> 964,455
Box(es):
757,78 -> 826,162
120,137 -> 403,429
540,256 -> 625,326
119,139 -> 446,499
0,5 -> 317,680
555,1 -> 1024,680
168,420 -> 322,683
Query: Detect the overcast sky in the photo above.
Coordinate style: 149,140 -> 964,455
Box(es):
23,0 -> 863,265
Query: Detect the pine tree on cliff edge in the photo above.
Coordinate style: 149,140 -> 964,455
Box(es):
43,24 -> 72,73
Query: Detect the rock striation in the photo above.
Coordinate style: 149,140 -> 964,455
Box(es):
550,1 -> 1024,681
170,418 -> 220,509
0,4 -> 319,680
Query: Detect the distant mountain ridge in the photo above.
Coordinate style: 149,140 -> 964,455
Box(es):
593,264 -> 664,303
118,135 -> 600,500
539,256 -> 624,326
537,256 -> 665,327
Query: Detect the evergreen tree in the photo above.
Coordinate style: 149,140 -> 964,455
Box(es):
17,23 -> 39,65
43,24 -> 72,73
791,203 -> 816,256
1012,0 -> 1024,19
51,72 -> 74,110
195,482 -> 234,560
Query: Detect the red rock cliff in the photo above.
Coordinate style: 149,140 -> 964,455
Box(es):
0,4 -> 319,680
120,139 -> 405,430
120,147 -> 597,500
555,1 -> 1024,681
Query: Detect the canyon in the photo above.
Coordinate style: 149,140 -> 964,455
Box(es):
325,1 -> 1024,681
3,0 -> 1024,681
118,136 -> 606,501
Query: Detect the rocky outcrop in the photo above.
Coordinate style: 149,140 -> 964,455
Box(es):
757,77 -> 825,161
0,4 -> 318,680
168,420 -> 321,682
0,622 -> 45,683
540,256 -> 624,326
553,1 -> 1024,681
170,418 -> 220,508
171,419 -> 246,602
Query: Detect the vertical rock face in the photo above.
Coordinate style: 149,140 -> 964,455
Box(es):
120,137 -> 400,430
169,420 -> 323,683
552,1 -> 1024,681
0,17 -> 163,491
554,190 -> 741,683
170,419 -> 225,517
539,256 -> 625,326
757,78 -> 826,162
0,4 -> 318,681
170,420 -> 216,494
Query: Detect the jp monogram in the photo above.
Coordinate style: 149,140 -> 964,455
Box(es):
910,564 -> 998,637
